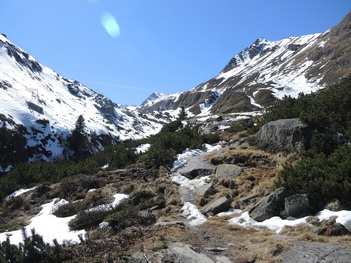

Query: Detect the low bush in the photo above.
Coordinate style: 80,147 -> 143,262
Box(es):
0,229 -> 63,262
69,208 -> 112,231
277,144 -> 351,210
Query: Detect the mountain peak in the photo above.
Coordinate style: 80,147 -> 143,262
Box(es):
141,92 -> 166,106
221,37 -> 270,73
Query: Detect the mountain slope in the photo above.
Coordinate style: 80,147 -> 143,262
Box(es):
0,34 -> 162,171
139,10 -> 351,117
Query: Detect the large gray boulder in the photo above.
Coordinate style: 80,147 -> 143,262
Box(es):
255,118 -> 311,152
249,187 -> 287,222
201,196 -> 232,215
215,164 -> 243,179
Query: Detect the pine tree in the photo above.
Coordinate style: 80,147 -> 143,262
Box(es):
69,115 -> 89,160
178,106 -> 187,120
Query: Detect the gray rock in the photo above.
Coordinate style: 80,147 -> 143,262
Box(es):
324,199 -> 343,211
255,118 -> 311,152
285,194 -> 310,217
167,243 -> 214,263
201,196 -> 231,215
176,155 -> 215,175
215,164 -> 243,179
281,241 -> 351,263
195,183 -> 215,197
249,187 -> 287,222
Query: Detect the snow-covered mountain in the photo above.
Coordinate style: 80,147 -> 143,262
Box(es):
139,10 -> 351,117
0,34 -> 162,172
140,92 -> 166,106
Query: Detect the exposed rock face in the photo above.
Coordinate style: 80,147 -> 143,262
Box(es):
254,118 -> 311,152
249,187 -> 287,222
285,194 -> 310,217
214,164 -> 243,179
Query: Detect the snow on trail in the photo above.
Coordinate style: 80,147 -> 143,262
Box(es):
170,144 -> 221,226
181,202 -> 207,226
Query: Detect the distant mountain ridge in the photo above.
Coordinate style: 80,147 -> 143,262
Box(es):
0,34 -> 162,171
138,10 -> 351,117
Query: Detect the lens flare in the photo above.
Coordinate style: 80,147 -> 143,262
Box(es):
101,12 -> 121,38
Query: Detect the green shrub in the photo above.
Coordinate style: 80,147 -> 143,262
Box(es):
69,208 -> 112,231
106,201 -> 156,232
202,133 -> 220,144
277,145 -> 351,210
0,229 -> 63,262
226,124 -> 245,133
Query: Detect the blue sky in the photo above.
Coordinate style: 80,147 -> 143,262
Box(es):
0,1 -> 350,106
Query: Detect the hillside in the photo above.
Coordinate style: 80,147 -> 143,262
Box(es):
138,10 -> 351,117
0,34 -> 163,171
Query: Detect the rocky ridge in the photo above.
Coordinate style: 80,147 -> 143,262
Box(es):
138,10 -> 351,118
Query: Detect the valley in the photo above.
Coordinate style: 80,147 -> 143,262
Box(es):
0,9 -> 351,263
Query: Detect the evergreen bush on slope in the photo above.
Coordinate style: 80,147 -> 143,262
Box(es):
264,75 -> 351,209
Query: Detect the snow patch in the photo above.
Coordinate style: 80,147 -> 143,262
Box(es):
228,209 -> 351,233
181,202 -> 207,226
86,193 -> 128,212
228,212 -> 308,233
5,186 -> 39,201
135,143 -> 151,154
0,199 -> 86,245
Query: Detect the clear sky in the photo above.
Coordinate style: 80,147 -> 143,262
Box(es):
0,1 -> 350,106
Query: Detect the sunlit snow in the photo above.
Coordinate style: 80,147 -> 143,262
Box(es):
0,199 -> 86,245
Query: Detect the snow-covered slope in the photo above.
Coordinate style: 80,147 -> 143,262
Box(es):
0,34 -> 162,171
138,10 -> 351,117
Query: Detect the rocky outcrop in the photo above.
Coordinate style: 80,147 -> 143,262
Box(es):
249,188 -> 287,222
254,118 -> 311,152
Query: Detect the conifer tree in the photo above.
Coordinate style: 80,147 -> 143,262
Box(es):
69,115 -> 89,160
